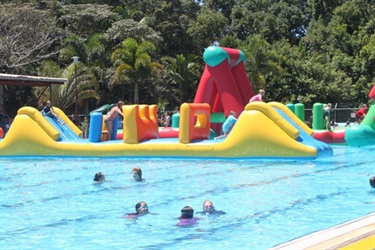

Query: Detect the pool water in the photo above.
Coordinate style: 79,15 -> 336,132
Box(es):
1,145 -> 374,250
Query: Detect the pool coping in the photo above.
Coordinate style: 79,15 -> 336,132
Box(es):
269,212 -> 375,250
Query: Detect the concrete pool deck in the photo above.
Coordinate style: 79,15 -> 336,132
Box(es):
270,212 -> 375,250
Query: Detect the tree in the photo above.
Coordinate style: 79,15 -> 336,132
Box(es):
304,0 -> 375,105
187,7 -> 228,49
307,0 -> 346,24
111,38 -> 161,104
161,54 -> 201,104
241,35 -> 281,92
230,0 -> 308,45
37,60 -> 100,115
150,0 -> 200,56
0,4 -> 63,74
105,19 -> 162,46
203,0 -> 236,20
57,4 -> 120,39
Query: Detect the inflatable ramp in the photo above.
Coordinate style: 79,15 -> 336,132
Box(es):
44,116 -> 81,141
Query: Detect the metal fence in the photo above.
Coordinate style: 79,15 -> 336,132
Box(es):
305,107 -> 361,123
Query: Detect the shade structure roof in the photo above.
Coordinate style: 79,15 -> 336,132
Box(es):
0,73 -> 66,86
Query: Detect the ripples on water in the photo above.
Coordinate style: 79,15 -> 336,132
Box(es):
0,145 -> 374,249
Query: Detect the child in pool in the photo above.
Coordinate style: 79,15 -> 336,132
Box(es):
177,206 -> 199,226
370,176 -> 375,188
93,172 -> 105,183
125,201 -> 149,219
132,167 -> 143,181
196,200 -> 226,216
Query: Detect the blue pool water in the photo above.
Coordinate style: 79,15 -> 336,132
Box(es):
0,145 -> 374,249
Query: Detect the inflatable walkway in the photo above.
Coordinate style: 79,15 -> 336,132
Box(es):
0,102 -> 332,159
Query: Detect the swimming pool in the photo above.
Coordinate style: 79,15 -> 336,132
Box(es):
1,145 -> 374,249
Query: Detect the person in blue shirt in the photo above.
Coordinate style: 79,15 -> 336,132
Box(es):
214,111 -> 238,140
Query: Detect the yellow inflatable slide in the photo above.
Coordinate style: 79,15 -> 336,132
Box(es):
0,102 -> 332,159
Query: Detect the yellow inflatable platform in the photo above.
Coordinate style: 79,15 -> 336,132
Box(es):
0,102 -> 332,159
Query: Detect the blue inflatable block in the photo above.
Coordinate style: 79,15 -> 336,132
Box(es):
89,113 -> 103,143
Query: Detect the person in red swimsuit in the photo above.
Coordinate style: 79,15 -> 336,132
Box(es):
355,104 -> 367,124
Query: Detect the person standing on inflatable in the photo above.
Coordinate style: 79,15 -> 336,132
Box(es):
214,111 -> 237,140
104,101 -> 124,140
323,103 -> 332,131
355,104 -> 367,124
249,89 -> 265,102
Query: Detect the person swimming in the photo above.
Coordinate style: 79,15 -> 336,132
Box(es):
132,167 -> 143,181
196,200 -> 226,216
177,206 -> 199,226
370,176 -> 375,188
93,172 -> 105,183
125,201 -> 149,219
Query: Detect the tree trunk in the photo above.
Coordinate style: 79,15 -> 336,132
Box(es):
134,82 -> 139,104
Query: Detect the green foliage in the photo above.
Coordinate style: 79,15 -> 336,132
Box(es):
187,7 -> 228,49
57,4 -> 120,39
105,19 -> 162,46
55,62 -> 100,111
161,54 -> 201,105
2,0 -> 375,115
111,38 -> 161,103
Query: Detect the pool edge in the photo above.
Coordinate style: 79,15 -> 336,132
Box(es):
269,212 -> 375,250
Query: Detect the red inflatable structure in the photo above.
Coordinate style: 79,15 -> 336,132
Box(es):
194,46 -> 254,117
117,46 -> 255,139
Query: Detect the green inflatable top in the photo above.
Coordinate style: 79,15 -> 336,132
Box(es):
203,46 -> 246,67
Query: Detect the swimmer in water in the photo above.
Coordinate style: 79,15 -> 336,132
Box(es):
132,167 -> 143,181
177,206 -> 199,226
196,200 -> 226,216
370,176 -> 375,188
125,201 -> 149,219
93,172 -> 105,183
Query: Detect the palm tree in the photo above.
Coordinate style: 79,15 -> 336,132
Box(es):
59,62 -> 100,112
36,60 -> 100,115
161,54 -> 201,104
242,34 -> 281,90
111,38 -> 159,104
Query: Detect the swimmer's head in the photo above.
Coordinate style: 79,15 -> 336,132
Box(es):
93,172 -> 105,182
370,176 -> 375,188
135,201 -> 149,215
132,167 -> 142,181
203,200 -> 214,213
181,206 -> 194,219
